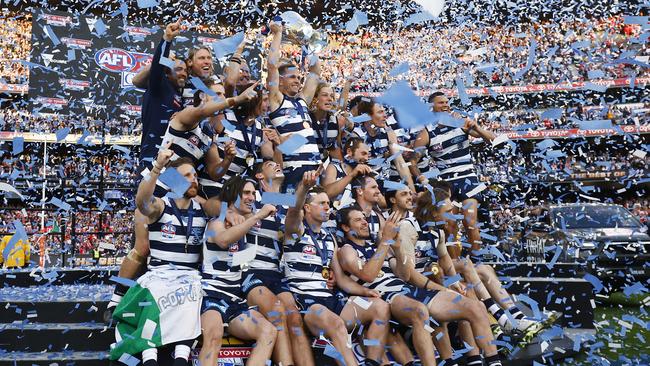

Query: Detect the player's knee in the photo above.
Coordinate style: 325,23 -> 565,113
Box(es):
272,300 -> 286,318
286,309 -> 303,328
410,303 -> 429,323
373,299 -> 391,321
329,315 -> 347,335
258,319 -> 278,343
465,299 -> 487,321
202,322 -> 224,347
476,264 -> 495,282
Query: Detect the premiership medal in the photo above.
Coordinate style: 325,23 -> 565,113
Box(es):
377,270 -> 385,278
430,264 -> 439,276
185,237 -> 192,253
321,267 -> 330,279
246,154 -> 255,167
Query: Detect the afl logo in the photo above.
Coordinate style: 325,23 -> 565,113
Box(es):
302,245 -> 317,255
95,48 -> 136,73
228,243 -> 240,253
188,135 -> 200,147
161,223 -> 176,238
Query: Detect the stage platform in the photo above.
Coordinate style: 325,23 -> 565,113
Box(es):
0,263 -> 597,365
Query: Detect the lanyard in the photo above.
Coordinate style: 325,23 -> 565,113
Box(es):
288,96 -> 307,121
312,112 -> 330,150
238,120 -> 258,157
366,210 -> 379,241
424,230 -> 441,261
169,199 -> 195,251
304,221 -> 331,268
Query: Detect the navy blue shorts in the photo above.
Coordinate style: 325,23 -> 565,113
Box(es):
241,269 -> 290,298
293,293 -> 346,316
201,291 -> 251,324
281,165 -> 320,193
383,284 -> 438,306
402,283 -> 439,306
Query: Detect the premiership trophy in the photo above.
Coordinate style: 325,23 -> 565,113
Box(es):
263,11 -> 328,54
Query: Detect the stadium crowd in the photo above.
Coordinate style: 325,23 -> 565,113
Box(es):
480,103 -> 650,133
475,140 -> 649,183
0,109 -> 140,135
0,141 -> 136,185
319,16 -> 647,92
0,13 -> 30,85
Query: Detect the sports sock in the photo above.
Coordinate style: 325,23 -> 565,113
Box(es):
466,354 -> 483,366
107,283 -> 129,308
142,348 -> 158,366
507,305 -> 526,320
483,297 -> 511,330
484,354 -> 502,366
442,358 -> 460,366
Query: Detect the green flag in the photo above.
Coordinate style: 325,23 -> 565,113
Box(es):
109,272 -> 202,360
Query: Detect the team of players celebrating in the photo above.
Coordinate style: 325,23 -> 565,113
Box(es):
108,19 -> 554,366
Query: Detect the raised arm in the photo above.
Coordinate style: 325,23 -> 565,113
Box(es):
267,21 -> 284,110
224,37 -> 247,97
338,78 -> 352,112
300,56 -> 321,105
206,205 -> 277,248
338,242 -> 389,284
132,64 -> 151,89
337,212 -> 400,283
323,163 -> 371,200
386,130 -> 415,191
261,127 -> 281,159
148,19 -> 182,92
174,82 -> 259,128
284,168 -> 321,239
464,117 -> 496,142
205,140 -> 236,182
135,143 -> 172,223
410,129 -> 430,183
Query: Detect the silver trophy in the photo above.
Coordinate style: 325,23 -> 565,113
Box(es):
279,11 -> 328,54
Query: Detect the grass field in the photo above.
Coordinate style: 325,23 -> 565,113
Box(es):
559,304 -> 650,365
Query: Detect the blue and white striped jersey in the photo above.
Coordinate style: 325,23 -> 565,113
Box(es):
283,225 -> 336,298
148,197 -> 207,271
269,95 -> 321,170
425,124 -> 476,181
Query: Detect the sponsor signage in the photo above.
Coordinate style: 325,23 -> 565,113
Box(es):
504,125 -> 650,140
61,37 -> 92,49
42,13 -> 74,27
60,78 -> 90,91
